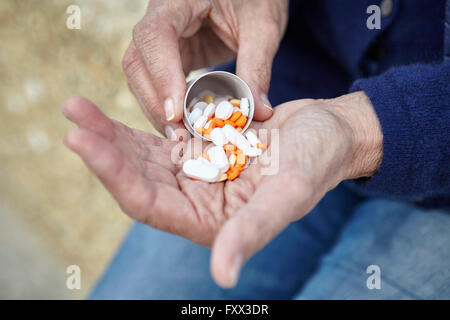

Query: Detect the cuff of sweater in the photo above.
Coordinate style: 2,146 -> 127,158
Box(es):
346,73 -> 415,198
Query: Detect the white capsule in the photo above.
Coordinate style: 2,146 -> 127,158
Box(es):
240,98 -> 249,117
193,115 -> 208,130
216,173 -> 228,182
234,131 -> 251,150
243,146 -> 262,157
183,159 -> 220,182
188,108 -> 203,125
193,101 -> 208,112
207,146 -> 229,173
210,127 -> 227,146
203,103 -> 216,118
228,153 -> 237,166
245,131 -> 260,147
222,124 -> 238,145
215,101 -> 234,120
204,119 -> 212,129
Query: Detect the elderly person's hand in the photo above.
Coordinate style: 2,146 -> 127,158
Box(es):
123,0 -> 288,137
62,91 -> 382,287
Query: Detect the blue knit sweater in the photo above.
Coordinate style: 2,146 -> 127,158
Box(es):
220,0 -> 449,207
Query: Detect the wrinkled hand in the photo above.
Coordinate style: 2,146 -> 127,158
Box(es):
123,0 -> 288,135
62,92 -> 382,287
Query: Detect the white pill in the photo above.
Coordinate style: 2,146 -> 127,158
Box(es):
207,146 -> 229,173
193,101 -> 208,112
197,156 -> 210,165
215,101 -> 234,120
214,97 -> 227,104
222,124 -> 238,145
193,115 -> 208,130
203,103 -> 216,118
188,108 -> 203,125
204,119 -> 212,129
245,131 -> 260,147
216,173 -> 228,182
183,159 -> 220,182
210,127 -> 228,146
233,106 -> 240,113
243,147 -> 262,157
235,132 -> 251,151
240,98 -> 249,117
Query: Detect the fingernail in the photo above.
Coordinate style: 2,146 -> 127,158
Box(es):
163,98 -> 175,121
260,93 -> 273,111
61,101 -> 73,121
164,125 -> 178,141
229,254 -> 243,287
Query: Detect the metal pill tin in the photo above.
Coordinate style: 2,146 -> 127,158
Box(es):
183,71 -> 255,141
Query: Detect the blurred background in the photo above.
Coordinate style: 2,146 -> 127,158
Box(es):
0,0 -> 158,298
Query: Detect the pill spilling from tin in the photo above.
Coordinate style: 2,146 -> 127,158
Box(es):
183,93 -> 268,183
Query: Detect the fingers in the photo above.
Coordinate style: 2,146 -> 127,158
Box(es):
236,21 -> 282,122
64,128 -> 199,239
132,22 -> 184,123
131,1 -> 211,123
62,96 -> 115,141
122,43 -> 186,137
210,174 -> 309,288
62,96 -> 183,176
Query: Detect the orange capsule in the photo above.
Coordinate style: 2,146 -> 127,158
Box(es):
236,153 -> 247,167
202,95 -> 214,104
224,144 -> 236,152
227,167 -> 241,181
212,118 -> 225,128
235,114 -> 247,128
195,127 -> 206,134
224,120 -> 236,127
229,99 -> 241,107
230,111 -> 242,122
256,143 -> 268,149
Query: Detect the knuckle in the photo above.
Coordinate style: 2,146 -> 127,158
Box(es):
132,20 -> 149,43
264,21 -> 282,40
121,46 -> 142,78
132,18 -> 161,46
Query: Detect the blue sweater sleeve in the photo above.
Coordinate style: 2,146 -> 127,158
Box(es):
347,63 -> 450,202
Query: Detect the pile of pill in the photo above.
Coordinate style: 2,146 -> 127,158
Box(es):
183,93 -> 267,183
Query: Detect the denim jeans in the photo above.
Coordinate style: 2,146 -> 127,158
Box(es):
90,184 -> 450,299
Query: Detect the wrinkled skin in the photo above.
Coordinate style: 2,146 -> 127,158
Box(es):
63,92 -> 382,287
123,0 -> 289,133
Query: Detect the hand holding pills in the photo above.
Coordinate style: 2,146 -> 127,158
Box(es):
63,92 -> 383,289
122,0 -> 288,135
183,91 -> 266,182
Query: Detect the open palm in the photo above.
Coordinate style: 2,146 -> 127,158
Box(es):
63,96 -> 356,287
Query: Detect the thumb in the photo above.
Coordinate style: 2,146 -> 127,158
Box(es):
210,175 -> 306,288
236,23 -> 281,121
